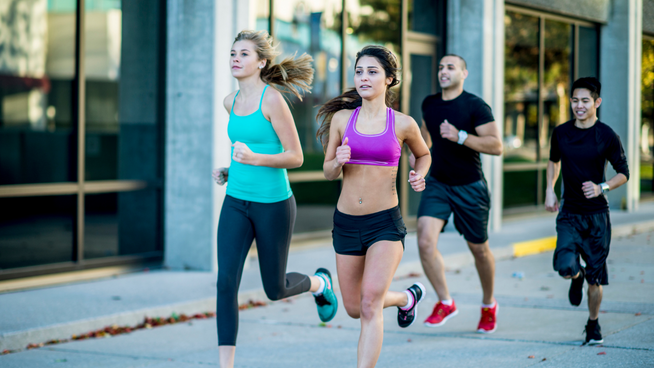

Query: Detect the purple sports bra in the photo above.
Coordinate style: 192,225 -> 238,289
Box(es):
341,107 -> 401,167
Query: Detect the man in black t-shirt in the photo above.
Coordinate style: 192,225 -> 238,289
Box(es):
546,77 -> 629,345
410,55 -> 503,333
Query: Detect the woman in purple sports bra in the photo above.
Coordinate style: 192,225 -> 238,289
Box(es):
316,45 -> 431,367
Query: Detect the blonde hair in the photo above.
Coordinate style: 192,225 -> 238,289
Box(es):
234,30 -> 313,101
316,45 -> 400,151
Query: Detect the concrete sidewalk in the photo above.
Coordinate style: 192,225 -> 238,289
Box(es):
1,203 -> 653,366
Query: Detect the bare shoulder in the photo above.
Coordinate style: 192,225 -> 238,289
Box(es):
393,110 -> 419,132
262,86 -> 286,106
223,91 -> 238,111
331,109 -> 354,130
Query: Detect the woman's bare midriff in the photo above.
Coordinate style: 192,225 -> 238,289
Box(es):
337,164 -> 399,216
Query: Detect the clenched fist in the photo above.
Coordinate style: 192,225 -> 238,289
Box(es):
440,120 -> 459,142
336,137 -> 351,166
232,141 -> 258,165
409,170 -> 426,192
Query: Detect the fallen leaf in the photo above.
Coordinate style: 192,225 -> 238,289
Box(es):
528,355 -> 535,359
635,312 -> 642,316
597,352 -> 606,355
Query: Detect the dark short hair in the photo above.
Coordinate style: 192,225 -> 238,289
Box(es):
441,54 -> 467,71
571,77 -> 601,101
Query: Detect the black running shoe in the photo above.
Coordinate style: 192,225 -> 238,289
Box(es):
397,282 -> 426,328
569,267 -> 585,306
584,318 -> 603,345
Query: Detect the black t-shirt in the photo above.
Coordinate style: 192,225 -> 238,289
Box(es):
549,120 -> 630,214
422,91 -> 495,186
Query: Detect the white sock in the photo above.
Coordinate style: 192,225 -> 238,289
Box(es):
312,276 -> 326,296
441,299 -> 453,306
482,301 -> 496,308
400,290 -> 414,310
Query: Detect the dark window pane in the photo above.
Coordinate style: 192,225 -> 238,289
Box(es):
0,1 -> 77,185
84,1 -> 162,182
84,190 -> 161,259
542,20 -> 572,161
504,11 -> 539,165
408,0 -> 442,36
347,0 -> 402,112
275,0 -> 343,233
642,38 -> 654,196
503,170 -> 538,208
578,25 -> 599,79
0,196 -> 75,269
407,54 -> 434,216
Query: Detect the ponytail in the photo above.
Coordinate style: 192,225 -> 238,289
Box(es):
234,30 -> 313,101
261,52 -> 313,101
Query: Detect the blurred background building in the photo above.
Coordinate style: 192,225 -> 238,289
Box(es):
0,0 -> 651,279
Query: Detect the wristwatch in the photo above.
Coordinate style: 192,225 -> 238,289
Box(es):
457,130 -> 468,145
600,182 -> 610,194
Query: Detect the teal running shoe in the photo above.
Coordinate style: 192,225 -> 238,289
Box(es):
314,268 -> 338,322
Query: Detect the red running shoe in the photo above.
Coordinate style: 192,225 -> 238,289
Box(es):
477,301 -> 498,333
424,300 -> 458,327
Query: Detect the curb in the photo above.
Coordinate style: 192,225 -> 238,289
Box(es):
0,289 -> 268,352
2,219 -> 653,352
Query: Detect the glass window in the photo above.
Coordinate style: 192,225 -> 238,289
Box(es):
504,11 -> 539,167
346,0 -> 401,105
408,0 -> 441,36
542,20 -> 572,159
84,189 -> 161,259
0,0 -> 77,185
642,37 -> 654,196
256,0 -> 270,32
578,25 -> 599,79
84,1 -> 162,183
0,195 -> 75,269
274,0 -> 343,234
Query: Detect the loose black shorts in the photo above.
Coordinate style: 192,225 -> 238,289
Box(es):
332,206 -> 407,256
553,210 -> 611,286
417,177 -> 490,244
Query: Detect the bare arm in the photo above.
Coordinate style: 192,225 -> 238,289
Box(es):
420,119 -> 432,149
545,160 -> 561,212
232,89 -> 303,169
581,173 -> 628,199
323,110 -> 350,181
440,120 -> 503,156
401,115 -> 431,175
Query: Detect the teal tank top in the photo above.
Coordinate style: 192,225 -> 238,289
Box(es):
226,85 -> 293,203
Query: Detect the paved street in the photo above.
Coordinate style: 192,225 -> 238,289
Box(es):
1,227 -> 652,367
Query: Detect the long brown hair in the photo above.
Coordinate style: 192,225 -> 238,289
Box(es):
234,30 -> 313,100
316,45 -> 400,151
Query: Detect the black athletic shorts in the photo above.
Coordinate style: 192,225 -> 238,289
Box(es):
332,206 -> 407,256
553,210 -> 611,286
417,177 -> 490,244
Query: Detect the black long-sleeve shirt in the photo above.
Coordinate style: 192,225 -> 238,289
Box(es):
549,120 -> 629,214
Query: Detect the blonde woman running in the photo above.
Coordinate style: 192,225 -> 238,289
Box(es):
214,30 -> 337,368
317,45 -> 431,367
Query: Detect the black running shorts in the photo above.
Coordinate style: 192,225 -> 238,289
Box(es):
332,206 -> 407,256
553,210 -> 611,286
417,177 -> 490,244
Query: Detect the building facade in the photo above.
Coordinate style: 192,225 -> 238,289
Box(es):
0,0 -> 651,278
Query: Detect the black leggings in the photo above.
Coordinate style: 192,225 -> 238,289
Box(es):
216,194 -> 311,346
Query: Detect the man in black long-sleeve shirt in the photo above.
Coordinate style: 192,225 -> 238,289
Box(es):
546,77 -> 629,345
